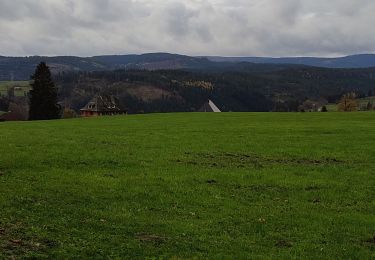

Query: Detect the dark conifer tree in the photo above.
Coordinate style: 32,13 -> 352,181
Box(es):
29,62 -> 60,120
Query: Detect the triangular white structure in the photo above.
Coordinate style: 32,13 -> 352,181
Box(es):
198,99 -> 221,112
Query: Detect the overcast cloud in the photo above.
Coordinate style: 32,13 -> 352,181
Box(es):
0,0 -> 374,57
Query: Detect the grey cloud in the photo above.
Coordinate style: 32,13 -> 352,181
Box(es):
165,2 -> 198,39
0,0 -> 374,57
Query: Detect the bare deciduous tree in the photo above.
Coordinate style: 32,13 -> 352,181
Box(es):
338,93 -> 358,112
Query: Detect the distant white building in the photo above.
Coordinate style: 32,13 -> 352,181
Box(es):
198,99 -> 221,112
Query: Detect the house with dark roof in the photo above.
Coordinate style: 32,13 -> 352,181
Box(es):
80,95 -> 127,117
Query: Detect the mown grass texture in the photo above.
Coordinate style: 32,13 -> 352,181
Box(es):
0,112 -> 374,258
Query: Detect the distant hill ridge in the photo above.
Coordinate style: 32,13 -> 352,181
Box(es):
206,54 -> 375,68
1,53 -> 375,80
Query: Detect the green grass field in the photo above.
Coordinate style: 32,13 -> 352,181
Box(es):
0,113 -> 374,258
0,81 -> 30,87
359,96 -> 375,107
0,81 -> 31,97
325,103 -> 338,112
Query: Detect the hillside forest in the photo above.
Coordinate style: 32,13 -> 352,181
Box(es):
54,67 -> 375,114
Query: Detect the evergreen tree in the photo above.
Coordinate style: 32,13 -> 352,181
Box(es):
29,62 -> 60,120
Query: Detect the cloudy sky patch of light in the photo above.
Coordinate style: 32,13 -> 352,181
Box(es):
0,0 -> 374,57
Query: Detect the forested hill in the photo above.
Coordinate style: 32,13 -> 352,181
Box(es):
0,53 -> 298,81
2,53 -> 375,81
0,56 -> 106,81
3,52 -> 375,113
207,54 -> 375,68
56,67 -> 375,113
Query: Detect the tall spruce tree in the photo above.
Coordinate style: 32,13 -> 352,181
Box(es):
29,62 -> 60,120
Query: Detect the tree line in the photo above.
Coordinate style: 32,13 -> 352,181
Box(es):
2,62 -> 375,121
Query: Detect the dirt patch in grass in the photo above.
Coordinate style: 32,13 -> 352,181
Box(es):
177,152 -> 345,169
275,240 -> 293,248
103,173 -> 118,178
2,239 -> 47,258
310,198 -> 321,204
40,158 -> 123,170
231,184 -> 289,193
305,185 -> 321,191
135,233 -> 167,244
365,236 -> 375,244
0,223 -> 56,258
0,227 -> 6,237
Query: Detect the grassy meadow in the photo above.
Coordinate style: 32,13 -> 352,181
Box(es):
0,113 -> 374,258
0,81 -> 30,87
0,81 -> 30,92
0,81 -> 31,99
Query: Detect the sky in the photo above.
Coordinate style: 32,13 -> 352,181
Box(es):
0,0 -> 375,57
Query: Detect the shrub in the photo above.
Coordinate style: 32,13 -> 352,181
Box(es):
338,93 -> 358,112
